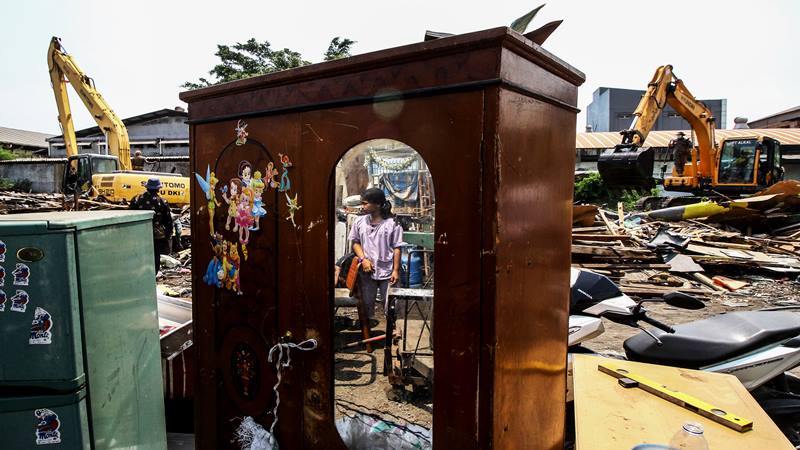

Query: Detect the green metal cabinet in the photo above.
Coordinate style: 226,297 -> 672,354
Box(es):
0,211 -> 166,449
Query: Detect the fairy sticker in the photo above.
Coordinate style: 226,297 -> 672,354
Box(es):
222,178 -> 242,231
30,307 -> 53,345
13,263 -> 29,286
278,153 -> 293,192
0,290 -> 6,312
285,192 -> 302,228
235,120 -> 249,146
250,173 -> 266,231
265,162 -> 279,189
10,290 -> 29,313
194,165 -> 219,236
0,240 -> 6,262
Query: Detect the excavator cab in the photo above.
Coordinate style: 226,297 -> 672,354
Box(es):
716,136 -> 783,192
63,154 -> 120,195
597,143 -> 655,189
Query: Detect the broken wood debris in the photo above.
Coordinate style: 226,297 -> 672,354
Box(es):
572,201 -> 800,298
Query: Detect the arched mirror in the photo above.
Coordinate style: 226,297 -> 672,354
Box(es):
331,139 -> 435,448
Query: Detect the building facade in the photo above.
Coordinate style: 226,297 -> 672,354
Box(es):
748,105 -> 800,129
47,108 -> 188,158
586,87 -> 727,132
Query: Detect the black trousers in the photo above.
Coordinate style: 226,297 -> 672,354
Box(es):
154,238 -> 172,274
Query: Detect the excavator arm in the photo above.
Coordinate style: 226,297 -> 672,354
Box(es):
47,37 -> 131,170
598,64 -> 718,189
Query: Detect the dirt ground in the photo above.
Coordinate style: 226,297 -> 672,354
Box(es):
330,275 -> 800,437
333,304 -> 434,430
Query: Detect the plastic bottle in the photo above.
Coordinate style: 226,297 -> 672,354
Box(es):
668,422 -> 709,450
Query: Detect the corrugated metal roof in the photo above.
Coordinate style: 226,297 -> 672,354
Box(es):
0,127 -> 56,149
576,128 -> 800,149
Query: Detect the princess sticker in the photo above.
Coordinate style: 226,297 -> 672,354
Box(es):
222,178 -> 242,231
236,187 -> 255,245
235,120 -> 249,146
249,173 -> 266,231
238,160 -> 253,187
278,153 -> 293,192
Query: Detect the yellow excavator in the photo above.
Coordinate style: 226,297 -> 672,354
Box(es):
598,65 -> 783,196
48,37 -> 190,206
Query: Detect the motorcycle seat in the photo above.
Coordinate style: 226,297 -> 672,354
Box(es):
624,311 -> 800,369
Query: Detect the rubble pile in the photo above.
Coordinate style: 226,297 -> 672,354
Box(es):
573,181 -> 800,301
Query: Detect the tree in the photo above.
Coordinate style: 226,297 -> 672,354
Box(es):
324,37 -> 355,61
183,37 -> 356,89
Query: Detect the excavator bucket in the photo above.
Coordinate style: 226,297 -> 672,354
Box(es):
597,145 -> 655,189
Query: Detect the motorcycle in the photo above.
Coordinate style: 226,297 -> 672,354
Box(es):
567,268 -> 800,445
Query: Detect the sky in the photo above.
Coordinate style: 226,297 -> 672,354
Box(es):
1,0 -> 798,135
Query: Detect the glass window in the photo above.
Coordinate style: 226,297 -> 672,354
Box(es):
91,157 -> 119,174
718,139 -> 757,184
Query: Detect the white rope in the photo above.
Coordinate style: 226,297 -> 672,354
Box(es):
266,338 -> 319,438
234,338 -> 318,450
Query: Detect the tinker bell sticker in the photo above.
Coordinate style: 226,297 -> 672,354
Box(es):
235,120 -> 249,146
13,263 -> 29,286
194,165 -> 219,236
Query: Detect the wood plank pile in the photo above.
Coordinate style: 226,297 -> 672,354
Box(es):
0,191 -> 67,213
572,206 -> 800,300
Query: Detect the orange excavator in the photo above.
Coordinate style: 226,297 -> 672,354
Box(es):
598,65 -> 784,196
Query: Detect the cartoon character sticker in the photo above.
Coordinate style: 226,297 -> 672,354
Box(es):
194,165 -> 219,236
0,240 -> 6,262
30,307 -> 53,345
249,173 -> 266,231
236,187 -> 255,245
10,290 -> 29,313
235,120 -> 249,146
0,290 -> 6,312
13,263 -> 30,286
265,162 -> 279,189
238,161 -> 253,187
222,178 -> 242,231
0,266 -> 4,286
285,192 -> 302,228
278,153 -> 293,192
203,235 -> 243,295
34,408 -> 62,445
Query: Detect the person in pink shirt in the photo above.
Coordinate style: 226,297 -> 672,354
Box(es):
349,188 -> 403,326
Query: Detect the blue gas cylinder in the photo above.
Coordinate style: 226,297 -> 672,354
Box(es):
401,250 -> 424,288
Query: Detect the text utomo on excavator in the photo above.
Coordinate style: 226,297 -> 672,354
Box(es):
48,37 -> 190,206
597,65 -> 783,197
